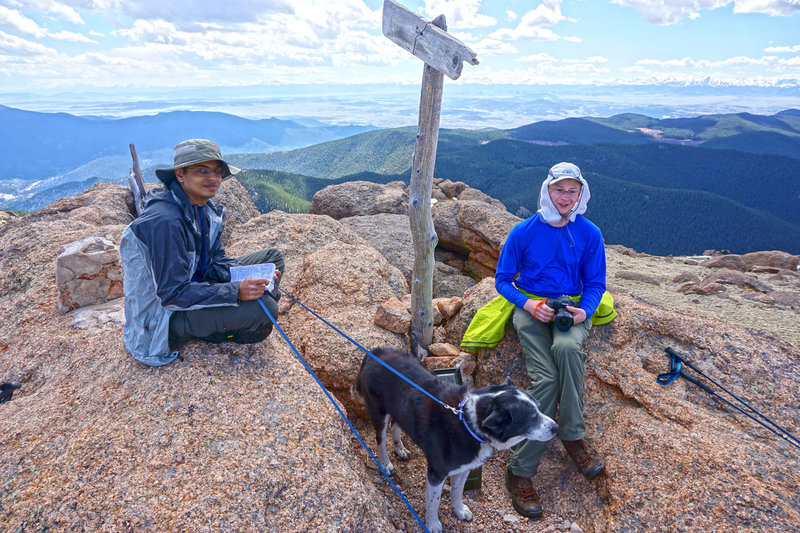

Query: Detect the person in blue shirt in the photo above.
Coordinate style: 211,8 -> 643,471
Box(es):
495,162 -> 606,519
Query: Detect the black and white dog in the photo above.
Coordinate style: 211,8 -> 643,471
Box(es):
353,347 -> 558,533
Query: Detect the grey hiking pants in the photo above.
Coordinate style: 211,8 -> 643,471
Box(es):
507,305 -> 592,478
168,248 -> 285,343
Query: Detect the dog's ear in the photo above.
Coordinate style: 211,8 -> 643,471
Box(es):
481,407 -> 510,436
502,376 -> 515,387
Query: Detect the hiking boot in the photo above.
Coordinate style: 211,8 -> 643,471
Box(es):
200,331 -> 235,343
562,439 -> 605,479
200,324 -> 272,345
505,468 -> 543,519
231,324 -> 272,344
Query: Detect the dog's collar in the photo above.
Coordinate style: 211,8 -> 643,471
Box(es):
458,398 -> 487,445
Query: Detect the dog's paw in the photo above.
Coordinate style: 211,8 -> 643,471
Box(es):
426,519 -> 443,533
394,444 -> 411,461
381,462 -> 395,476
453,503 -> 473,522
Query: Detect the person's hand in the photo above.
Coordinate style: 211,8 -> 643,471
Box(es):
524,299 -> 554,322
273,270 -> 281,284
566,305 -> 587,325
237,278 -> 269,301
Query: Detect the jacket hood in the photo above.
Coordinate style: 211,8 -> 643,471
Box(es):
536,162 -> 591,224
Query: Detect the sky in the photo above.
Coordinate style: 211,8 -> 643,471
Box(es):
0,0 -> 799,127
1,0 -> 799,90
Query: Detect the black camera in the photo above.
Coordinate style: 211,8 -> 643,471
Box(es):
546,295 -> 575,332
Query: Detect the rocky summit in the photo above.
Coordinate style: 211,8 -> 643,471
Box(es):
0,179 -> 798,532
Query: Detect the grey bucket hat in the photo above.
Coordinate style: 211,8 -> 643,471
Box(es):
155,139 -> 241,185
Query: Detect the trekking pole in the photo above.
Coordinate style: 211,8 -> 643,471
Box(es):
658,348 -> 800,451
0,381 -> 21,404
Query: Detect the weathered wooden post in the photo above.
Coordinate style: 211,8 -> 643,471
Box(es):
128,143 -> 147,217
382,0 -> 478,359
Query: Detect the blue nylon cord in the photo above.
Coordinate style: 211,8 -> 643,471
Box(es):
277,288 -> 459,416
656,358 -> 682,386
256,297 -> 430,533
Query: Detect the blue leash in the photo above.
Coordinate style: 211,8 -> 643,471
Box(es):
276,288 -> 461,418
657,347 -> 800,451
256,296 -> 431,533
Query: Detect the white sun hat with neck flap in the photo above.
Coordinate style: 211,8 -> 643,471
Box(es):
537,162 -> 591,224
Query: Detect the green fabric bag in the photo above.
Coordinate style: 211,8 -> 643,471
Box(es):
593,291 -> 617,325
460,290 -> 616,352
459,295 -> 516,352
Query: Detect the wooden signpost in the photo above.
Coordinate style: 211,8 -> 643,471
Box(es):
382,0 -> 478,358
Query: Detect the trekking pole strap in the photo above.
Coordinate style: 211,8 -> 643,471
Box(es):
656,355 -> 682,386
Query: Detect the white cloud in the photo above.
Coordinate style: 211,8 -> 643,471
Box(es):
612,0 -> 800,24
2,0 -> 84,25
0,6 -> 46,37
517,52 -> 558,62
95,0 -> 295,25
564,55 -> 608,63
764,43 -> 800,53
610,0 -> 727,25
47,30 -> 94,42
116,20 -> 188,45
733,0 -> 800,16
47,2 -> 84,24
473,36 -> 517,55
0,29 -> 51,55
506,9 -> 517,21
421,0 -> 497,29
489,0 -> 565,41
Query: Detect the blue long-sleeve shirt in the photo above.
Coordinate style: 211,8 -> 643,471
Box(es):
495,214 -> 606,317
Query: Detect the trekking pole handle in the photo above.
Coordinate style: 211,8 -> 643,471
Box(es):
665,347 -> 706,376
0,381 -> 22,403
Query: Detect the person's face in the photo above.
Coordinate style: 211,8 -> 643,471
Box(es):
548,178 -> 582,216
175,160 -> 223,205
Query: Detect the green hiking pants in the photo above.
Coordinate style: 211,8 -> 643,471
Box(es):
168,248 -> 285,343
507,305 -> 592,478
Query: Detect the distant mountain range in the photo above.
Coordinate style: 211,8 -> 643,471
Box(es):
0,104 -> 374,208
2,105 -> 799,255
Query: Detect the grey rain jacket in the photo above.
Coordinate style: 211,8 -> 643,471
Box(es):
120,180 -> 240,366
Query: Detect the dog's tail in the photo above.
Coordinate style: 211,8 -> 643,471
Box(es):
350,352 -> 369,402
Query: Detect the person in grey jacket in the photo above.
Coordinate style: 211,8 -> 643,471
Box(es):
120,139 -> 283,366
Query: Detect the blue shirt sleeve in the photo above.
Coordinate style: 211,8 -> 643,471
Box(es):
495,222 -> 531,309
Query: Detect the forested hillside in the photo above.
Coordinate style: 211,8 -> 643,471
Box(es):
588,109 -> 800,159
235,110 -> 800,256
229,127 -> 506,180
237,169 -> 406,214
